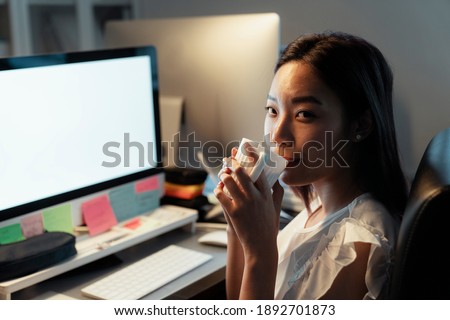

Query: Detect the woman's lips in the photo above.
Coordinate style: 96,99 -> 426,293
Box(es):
283,156 -> 301,168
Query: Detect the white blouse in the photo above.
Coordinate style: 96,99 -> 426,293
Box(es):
275,193 -> 398,300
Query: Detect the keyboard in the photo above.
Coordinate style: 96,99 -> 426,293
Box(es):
81,245 -> 212,300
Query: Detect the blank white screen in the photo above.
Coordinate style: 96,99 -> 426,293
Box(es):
0,56 -> 156,211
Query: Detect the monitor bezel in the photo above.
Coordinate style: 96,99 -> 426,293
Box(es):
0,46 -> 162,222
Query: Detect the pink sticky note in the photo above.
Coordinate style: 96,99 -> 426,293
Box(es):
124,217 -> 141,230
81,195 -> 118,236
135,176 -> 160,193
21,213 -> 45,238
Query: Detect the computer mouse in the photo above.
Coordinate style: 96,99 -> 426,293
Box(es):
198,230 -> 227,247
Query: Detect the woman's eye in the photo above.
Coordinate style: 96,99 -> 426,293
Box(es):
296,110 -> 315,119
266,106 -> 277,116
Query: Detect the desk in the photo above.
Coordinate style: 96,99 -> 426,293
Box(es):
12,226 -> 227,300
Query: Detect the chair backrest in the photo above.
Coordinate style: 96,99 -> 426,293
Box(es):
390,127 -> 450,299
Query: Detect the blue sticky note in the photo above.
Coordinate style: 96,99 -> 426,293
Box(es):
109,184 -> 139,222
136,190 -> 160,214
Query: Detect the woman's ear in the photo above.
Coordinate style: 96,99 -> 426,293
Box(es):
350,109 -> 373,142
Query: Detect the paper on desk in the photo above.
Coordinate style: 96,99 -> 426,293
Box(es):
109,184 -> 140,222
160,95 -> 184,168
21,213 -> 45,238
135,176 -> 160,193
124,217 -> 141,230
42,203 -> 73,234
81,195 -> 118,236
135,190 -> 160,214
32,291 -> 78,300
0,223 -> 24,244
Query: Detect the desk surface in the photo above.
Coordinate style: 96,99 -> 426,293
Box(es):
13,226 -> 227,300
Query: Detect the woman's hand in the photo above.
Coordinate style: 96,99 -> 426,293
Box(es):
214,144 -> 284,256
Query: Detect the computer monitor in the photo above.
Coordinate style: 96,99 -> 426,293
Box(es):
0,46 -> 162,224
104,13 -> 280,167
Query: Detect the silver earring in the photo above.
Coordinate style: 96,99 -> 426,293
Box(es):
356,134 -> 362,141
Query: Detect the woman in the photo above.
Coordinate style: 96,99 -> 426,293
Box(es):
214,32 -> 408,299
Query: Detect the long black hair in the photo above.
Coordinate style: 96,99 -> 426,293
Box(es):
276,32 -> 408,218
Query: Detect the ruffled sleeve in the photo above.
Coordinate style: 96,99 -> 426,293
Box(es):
281,218 -> 394,300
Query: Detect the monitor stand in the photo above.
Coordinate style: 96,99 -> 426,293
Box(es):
0,205 -> 197,300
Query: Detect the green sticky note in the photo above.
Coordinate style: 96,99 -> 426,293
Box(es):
0,223 -> 25,245
42,203 -> 73,234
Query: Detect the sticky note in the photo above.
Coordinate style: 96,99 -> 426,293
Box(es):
21,213 -> 45,238
42,203 -> 73,234
124,217 -> 141,230
135,176 -> 160,193
81,195 -> 117,236
109,184 -> 139,222
136,190 -> 160,214
0,223 -> 25,244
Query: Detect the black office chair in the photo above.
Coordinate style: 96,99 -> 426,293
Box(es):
390,127 -> 450,299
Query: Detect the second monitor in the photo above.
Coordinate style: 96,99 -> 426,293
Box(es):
104,13 -> 280,168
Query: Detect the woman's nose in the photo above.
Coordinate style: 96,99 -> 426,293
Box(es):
270,117 -> 293,148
